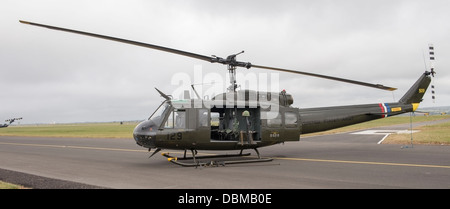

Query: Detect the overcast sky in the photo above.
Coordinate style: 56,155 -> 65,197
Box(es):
2,0 -> 450,124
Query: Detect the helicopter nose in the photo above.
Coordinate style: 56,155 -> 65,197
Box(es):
133,120 -> 157,148
134,134 -> 155,148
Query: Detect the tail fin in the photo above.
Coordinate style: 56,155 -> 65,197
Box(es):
398,71 -> 432,106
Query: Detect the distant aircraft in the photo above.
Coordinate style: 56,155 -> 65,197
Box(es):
0,117 -> 22,128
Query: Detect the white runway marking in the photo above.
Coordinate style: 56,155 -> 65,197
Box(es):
351,129 -> 420,144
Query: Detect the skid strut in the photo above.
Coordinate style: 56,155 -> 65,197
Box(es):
162,148 -> 273,167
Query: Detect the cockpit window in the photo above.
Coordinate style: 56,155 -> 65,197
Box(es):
148,101 -> 172,127
164,109 -> 186,129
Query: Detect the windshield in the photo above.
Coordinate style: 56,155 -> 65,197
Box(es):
148,101 -> 172,127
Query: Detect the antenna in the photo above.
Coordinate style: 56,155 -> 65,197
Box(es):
190,81 -> 217,99
401,111 -> 415,149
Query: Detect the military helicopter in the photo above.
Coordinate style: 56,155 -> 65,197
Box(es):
20,20 -> 434,167
0,117 -> 23,128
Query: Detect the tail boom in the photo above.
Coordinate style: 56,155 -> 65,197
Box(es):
299,71 -> 432,134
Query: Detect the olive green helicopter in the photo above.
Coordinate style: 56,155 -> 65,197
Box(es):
20,20 -> 435,167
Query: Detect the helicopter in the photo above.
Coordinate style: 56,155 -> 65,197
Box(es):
20,20 -> 434,167
0,117 -> 23,128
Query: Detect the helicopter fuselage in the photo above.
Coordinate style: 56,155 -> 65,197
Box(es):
134,71 -> 431,151
133,71 -> 428,152
132,97 -> 415,151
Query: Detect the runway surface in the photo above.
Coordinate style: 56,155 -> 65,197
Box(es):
1,119 -> 450,189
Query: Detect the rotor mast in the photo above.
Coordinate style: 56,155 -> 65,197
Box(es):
220,50 -> 247,92
228,64 -> 238,92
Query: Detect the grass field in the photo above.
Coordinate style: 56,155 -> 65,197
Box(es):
0,181 -> 27,189
1,115 -> 449,144
384,120 -> 450,145
0,122 -> 139,139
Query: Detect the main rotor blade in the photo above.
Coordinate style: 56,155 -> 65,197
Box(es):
19,20 -> 213,62
251,64 -> 397,91
19,20 -> 397,91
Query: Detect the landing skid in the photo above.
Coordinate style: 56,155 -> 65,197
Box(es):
161,149 -> 273,167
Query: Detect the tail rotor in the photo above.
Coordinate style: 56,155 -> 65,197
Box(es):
428,44 -> 436,103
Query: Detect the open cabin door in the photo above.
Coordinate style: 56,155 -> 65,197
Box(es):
210,106 -> 261,144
